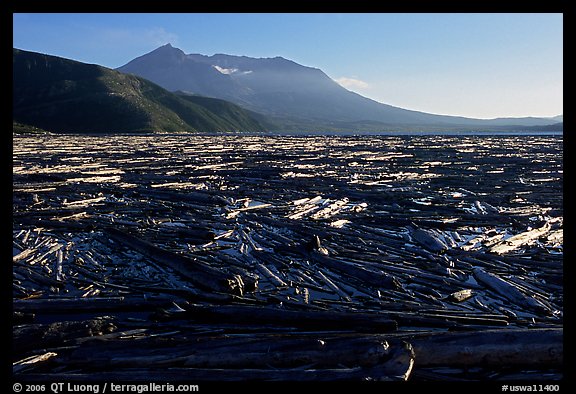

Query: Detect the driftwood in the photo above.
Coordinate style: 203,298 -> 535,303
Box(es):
18,340 -> 415,381
13,296 -> 174,314
14,265 -> 64,288
13,317 -> 117,355
411,328 -> 562,367
17,365 -> 409,381
12,134 -> 563,381
310,251 -> 402,291
136,189 -> 228,206
254,262 -> 288,287
163,304 -> 398,332
105,227 -> 245,295
317,270 -> 352,301
472,268 -> 551,314
13,352 -> 58,373
489,222 -> 552,254
408,224 -> 449,253
14,327 -> 561,379
57,335 -> 400,369
181,336 -> 395,369
445,289 -> 475,303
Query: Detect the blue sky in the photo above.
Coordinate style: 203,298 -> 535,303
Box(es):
13,13 -> 563,119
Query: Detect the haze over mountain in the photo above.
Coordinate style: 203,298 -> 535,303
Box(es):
549,115 -> 563,122
13,48 -> 266,134
118,44 -> 561,132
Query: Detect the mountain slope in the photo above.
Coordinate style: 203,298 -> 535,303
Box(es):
118,44 -> 559,130
13,48 -> 266,134
518,122 -> 563,132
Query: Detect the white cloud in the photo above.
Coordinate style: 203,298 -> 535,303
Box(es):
213,65 -> 238,75
213,66 -> 253,76
335,77 -> 370,90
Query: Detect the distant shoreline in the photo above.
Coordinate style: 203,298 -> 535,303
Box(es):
13,130 -> 564,138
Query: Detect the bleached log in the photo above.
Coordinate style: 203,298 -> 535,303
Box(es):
105,227 -> 245,295
317,270 -> 352,302
13,352 -> 58,373
25,243 -> 63,266
62,196 -> 107,208
472,268 -> 551,314
310,198 -> 349,219
489,223 -> 551,254
54,249 -> 64,281
13,248 -> 35,263
254,262 -> 287,287
408,224 -> 449,253
445,289 -> 475,303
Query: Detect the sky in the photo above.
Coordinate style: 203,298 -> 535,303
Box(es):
12,13 -> 563,119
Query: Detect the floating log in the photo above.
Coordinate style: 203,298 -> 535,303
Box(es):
13,312 -> 35,324
13,296 -> 174,315
156,225 -> 215,242
489,223 -> 552,254
13,352 -> 58,373
13,317 -> 117,355
62,196 -> 107,208
445,289 -> 475,303
14,265 -> 64,288
254,262 -> 287,287
13,248 -> 35,263
19,341 -> 414,381
12,134 -> 563,381
136,189 -> 228,206
317,270 -> 352,302
63,335 -> 395,369
309,251 -> 402,291
167,304 -> 398,332
54,249 -> 64,281
411,328 -> 562,367
472,267 -> 551,314
408,224 -> 449,253
105,227 -> 245,295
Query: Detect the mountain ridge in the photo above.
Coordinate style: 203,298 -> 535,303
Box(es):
117,44 -> 560,131
13,48 -> 266,134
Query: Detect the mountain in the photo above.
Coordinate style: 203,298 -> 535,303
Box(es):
549,115 -> 563,122
13,48 -> 266,134
519,122 -> 563,132
118,44 -> 559,131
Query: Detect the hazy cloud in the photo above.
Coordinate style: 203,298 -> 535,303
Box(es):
335,77 -> 370,90
87,26 -> 181,67
106,27 -> 178,46
100,27 -> 179,48
144,27 -> 180,47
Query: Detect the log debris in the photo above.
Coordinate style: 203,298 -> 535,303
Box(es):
12,134 -> 563,381
410,328 -> 562,367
